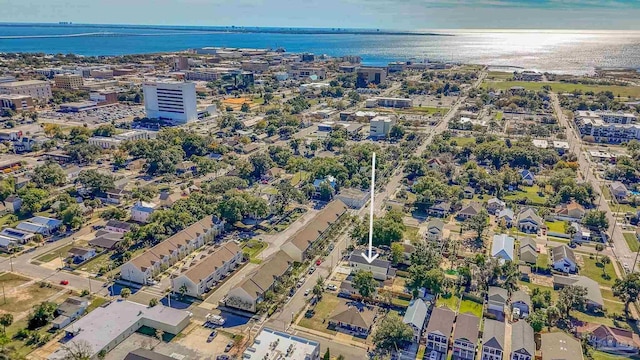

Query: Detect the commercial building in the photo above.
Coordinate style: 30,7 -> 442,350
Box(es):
243,328 -> 320,360
365,97 -> 413,108
0,80 -> 52,100
356,67 -> 387,88
48,300 -> 191,360
89,130 -> 155,149
54,73 -> 83,89
370,115 -> 396,139
575,110 -> 640,143
288,66 -> 326,80
171,241 -> 243,298
120,216 -> 224,284
241,60 -> 269,73
143,81 -> 198,124
0,94 -> 34,112
89,91 -> 118,105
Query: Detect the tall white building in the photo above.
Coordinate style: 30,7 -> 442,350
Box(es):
143,81 -> 197,124
0,80 -> 52,100
370,115 -> 396,139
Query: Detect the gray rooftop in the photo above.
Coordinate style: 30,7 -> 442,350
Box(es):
483,319 -> 506,351
425,306 -> 455,337
511,321 -> 535,356
403,299 -> 428,330
453,312 -> 480,344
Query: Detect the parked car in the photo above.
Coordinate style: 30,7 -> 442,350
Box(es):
224,341 -> 234,352
60,280 -> 69,285
326,284 -> 337,291
308,266 -> 316,274
304,289 -> 311,296
207,330 -> 217,342
315,259 -> 322,266
216,356 -> 230,360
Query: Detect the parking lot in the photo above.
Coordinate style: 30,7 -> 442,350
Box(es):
40,104 -> 145,127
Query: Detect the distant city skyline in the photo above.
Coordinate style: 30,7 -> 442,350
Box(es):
2,0 -> 640,30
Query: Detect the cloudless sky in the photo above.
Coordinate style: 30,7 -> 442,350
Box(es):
1,0 -> 640,30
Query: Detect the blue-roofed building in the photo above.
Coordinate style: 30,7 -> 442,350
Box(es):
0,235 -> 18,253
491,234 -> 515,262
403,298 -> 429,342
313,175 -> 337,199
519,169 -> 535,186
16,222 -> 50,235
0,228 -> 35,244
29,216 -> 63,230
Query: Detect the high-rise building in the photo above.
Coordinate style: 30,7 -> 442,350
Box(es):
356,66 -> 388,88
143,81 -> 197,124
54,73 -> 83,90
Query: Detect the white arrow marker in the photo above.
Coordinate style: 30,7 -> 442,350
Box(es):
362,152 -> 379,264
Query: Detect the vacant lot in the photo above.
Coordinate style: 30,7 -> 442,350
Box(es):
580,256 -> 616,287
459,299 -> 483,318
0,272 -> 31,288
298,293 -> 340,335
435,293 -> 460,311
503,185 -> 547,206
0,283 -> 60,314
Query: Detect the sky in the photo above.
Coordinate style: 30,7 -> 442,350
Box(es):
1,0 -> 640,30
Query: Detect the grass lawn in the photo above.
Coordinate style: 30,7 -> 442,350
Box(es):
601,185 -> 613,201
518,281 -> 558,301
495,111 -> 503,121
623,233 -> 640,252
571,310 -> 616,328
503,185 -> 547,206
604,299 -> 626,316
0,272 -> 31,288
487,71 -> 512,81
481,81 -> 640,98
298,293 -> 339,335
536,253 -> 550,270
593,350 -> 640,360
581,257 -> 616,287
35,243 -> 76,263
450,137 -> 476,146
78,252 -> 112,274
290,171 -> 310,187
404,226 -> 420,243
459,299 -> 483,317
242,239 -> 267,262
436,293 -> 460,311
545,221 -> 566,233
86,296 -> 108,312
407,106 -> 449,115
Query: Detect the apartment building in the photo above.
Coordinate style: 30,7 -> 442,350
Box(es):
120,216 -> 224,284
143,80 -> 198,124
0,94 -> 34,112
88,130 -> 156,149
171,241 -> 243,298
575,110 -> 640,143
0,80 -> 52,100
54,73 -> 83,89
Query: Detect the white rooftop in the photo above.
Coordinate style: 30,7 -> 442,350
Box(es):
243,328 -> 320,360
48,300 -> 190,359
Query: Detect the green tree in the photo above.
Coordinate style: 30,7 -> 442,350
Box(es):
557,285 -> 588,319
149,298 -> 159,307
0,314 -> 12,333
527,309 -> 547,332
546,305 -> 561,328
31,163 -> 67,188
100,207 -> 127,220
120,288 -> 131,299
467,208 -> 489,244
78,169 -> 115,195
371,312 -> 413,351
18,187 -> 49,215
613,272 -> 640,317
389,124 -> 406,140
583,210 -> 609,230
353,270 -> 377,299
323,348 -> 330,360
595,243 -> 604,263
241,103 -> 250,112
390,243 -> 404,265
313,277 -> 324,298
28,302 -> 57,329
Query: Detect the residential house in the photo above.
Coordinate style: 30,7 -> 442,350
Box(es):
491,234 -> 515,262
105,219 -> 132,234
553,275 -> 604,311
348,252 -> 391,281
577,323 -> 640,355
516,208 -> 543,234
519,237 -> 538,265
457,202 -> 482,220
21,215 -> 62,235
428,201 -> 451,218
453,312 -> 480,360
551,245 -> 577,273
158,191 -> 182,208
511,290 -> 532,318
313,176 -> 337,198
511,321 -> 535,360
403,299 -> 428,342
610,182 -> 629,202
0,228 -> 34,244
426,219 -> 444,243
226,250 -> 293,313
0,236 -> 18,253
64,165 -> 81,182
427,158 -> 444,170
171,241 -> 243,298
488,286 -> 508,316
519,170 -> 535,186
328,304 -> 376,336
463,186 -> 476,199
555,201 -> 586,221
487,198 -> 506,215
4,195 -> 21,213
541,332 -> 584,360
120,216 -> 224,284
281,200 -> 347,262
88,231 -> 123,250
498,208 -> 514,228
52,296 -> 88,329
401,243 -> 415,265
131,201 -> 157,223
571,222 -> 592,243
425,306 -> 456,353
68,247 -> 96,263
482,319 -> 506,360
336,188 -> 369,209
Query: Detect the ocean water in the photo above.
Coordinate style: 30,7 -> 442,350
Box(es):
1,24 -> 640,74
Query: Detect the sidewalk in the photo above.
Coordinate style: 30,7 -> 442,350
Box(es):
291,324 -> 370,350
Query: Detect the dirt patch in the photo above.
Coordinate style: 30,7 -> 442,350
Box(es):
529,274 -> 554,288
0,283 -> 61,315
0,272 -> 31,289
